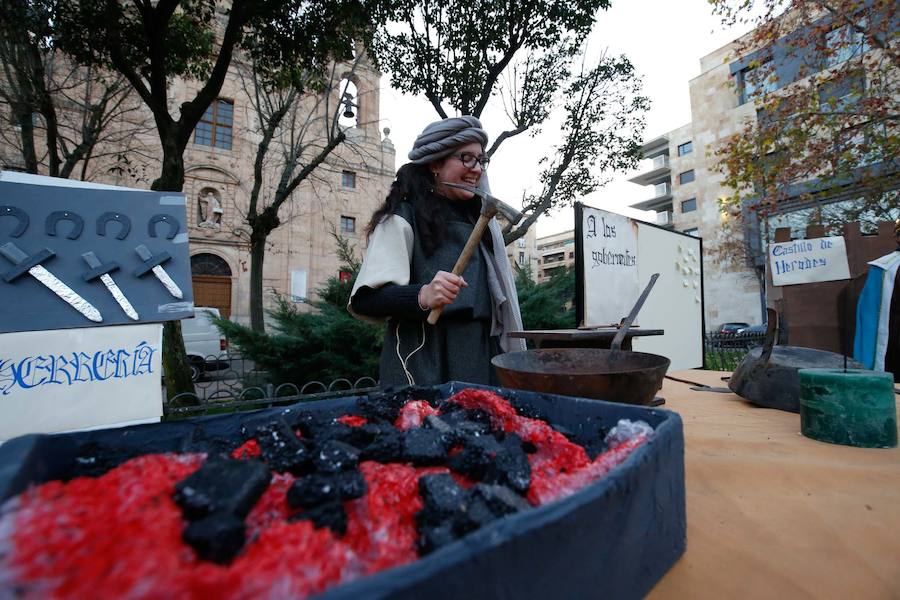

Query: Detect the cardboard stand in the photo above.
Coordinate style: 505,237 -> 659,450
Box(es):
0,173 -> 192,441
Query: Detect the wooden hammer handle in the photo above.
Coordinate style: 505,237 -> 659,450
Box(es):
427,214 -> 491,325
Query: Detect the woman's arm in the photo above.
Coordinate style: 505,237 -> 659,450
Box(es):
351,270 -> 468,320
351,283 -> 425,320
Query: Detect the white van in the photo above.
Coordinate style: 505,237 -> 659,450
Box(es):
182,307 -> 229,381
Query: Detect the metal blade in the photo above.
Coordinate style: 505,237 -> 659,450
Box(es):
442,181 -> 496,202
100,273 -> 139,320
28,265 -> 103,322
151,265 -> 184,299
441,182 -> 523,223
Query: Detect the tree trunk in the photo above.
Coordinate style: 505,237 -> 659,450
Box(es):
249,232 -> 267,332
14,106 -> 38,173
151,138 -> 194,401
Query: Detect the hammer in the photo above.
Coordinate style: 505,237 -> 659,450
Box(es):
427,182 -> 523,325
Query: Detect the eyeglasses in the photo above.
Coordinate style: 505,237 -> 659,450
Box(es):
452,152 -> 490,169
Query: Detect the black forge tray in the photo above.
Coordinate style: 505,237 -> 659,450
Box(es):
0,382 -> 686,600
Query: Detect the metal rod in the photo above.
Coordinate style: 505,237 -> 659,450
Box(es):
610,273 -> 660,353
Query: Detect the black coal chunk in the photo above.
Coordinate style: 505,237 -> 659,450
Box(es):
66,442 -> 152,480
457,484 -> 530,533
174,457 -> 271,520
418,474 -> 468,520
178,425 -> 235,457
294,415 -> 375,450
424,414 -> 453,435
439,406 -> 493,427
582,425 -> 612,459
313,440 -> 360,473
360,387 -> 442,422
289,501 -> 348,536
447,434 -> 502,480
485,434 -> 531,494
472,483 -> 531,516
182,513 -> 246,564
255,421 -> 310,474
417,522 -> 457,555
415,474 -> 468,554
286,471 -> 366,509
458,492 -> 498,532
359,426 -> 404,462
402,428 -> 449,465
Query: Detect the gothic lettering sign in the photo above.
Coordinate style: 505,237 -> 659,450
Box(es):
768,236 -> 850,286
581,207 -> 639,326
576,202 -> 705,371
0,323 -> 163,441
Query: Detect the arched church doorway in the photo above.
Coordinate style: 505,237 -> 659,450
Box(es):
191,253 -> 233,319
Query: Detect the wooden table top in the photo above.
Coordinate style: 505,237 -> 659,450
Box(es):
649,369 -> 900,599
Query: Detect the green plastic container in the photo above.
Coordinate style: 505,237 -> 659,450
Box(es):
799,368 -> 898,448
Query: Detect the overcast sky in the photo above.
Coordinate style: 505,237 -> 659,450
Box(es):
376,0 -> 755,237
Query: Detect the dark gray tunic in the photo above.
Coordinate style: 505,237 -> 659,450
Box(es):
370,197 -> 501,387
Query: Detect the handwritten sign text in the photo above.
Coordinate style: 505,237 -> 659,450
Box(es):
769,236 -> 850,286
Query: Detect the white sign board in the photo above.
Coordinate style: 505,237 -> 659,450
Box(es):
580,208 -> 639,326
577,203 -> 704,371
769,236 -> 850,286
0,323 -> 163,441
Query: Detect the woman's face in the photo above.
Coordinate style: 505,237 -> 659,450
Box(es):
431,141 -> 486,202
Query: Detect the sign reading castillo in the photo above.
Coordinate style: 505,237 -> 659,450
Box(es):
768,236 -> 850,286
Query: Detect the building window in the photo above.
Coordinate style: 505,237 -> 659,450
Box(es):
194,99 -> 234,150
516,238 -> 526,248
681,198 -> 697,213
678,170 -> 695,185
518,251 -> 525,265
291,269 -> 308,302
341,170 -> 356,188
683,228 -> 699,237
677,141 -> 693,156
818,71 -> 865,113
340,215 -> 356,233
824,19 -> 868,68
738,62 -> 776,104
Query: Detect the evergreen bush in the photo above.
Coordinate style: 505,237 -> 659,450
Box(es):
213,235 -> 384,387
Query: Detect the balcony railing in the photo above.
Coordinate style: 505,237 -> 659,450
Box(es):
651,155 -> 670,169
654,182 -> 672,198
656,210 -> 674,226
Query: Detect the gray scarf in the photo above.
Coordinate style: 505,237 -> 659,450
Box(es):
409,116 -> 526,353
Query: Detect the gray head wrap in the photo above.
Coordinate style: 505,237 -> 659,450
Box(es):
404,115 -> 526,354
408,116 -> 488,164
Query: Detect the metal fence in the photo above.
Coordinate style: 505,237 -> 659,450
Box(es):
703,331 -> 767,371
164,352 -> 378,418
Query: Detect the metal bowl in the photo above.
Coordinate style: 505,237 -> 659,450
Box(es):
492,348 -> 670,405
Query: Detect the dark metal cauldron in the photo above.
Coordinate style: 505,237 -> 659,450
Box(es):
491,348 -> 671,406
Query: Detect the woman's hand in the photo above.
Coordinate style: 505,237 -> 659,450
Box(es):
418,271 -> 468,310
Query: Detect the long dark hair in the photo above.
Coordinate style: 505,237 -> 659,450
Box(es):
366,162 -> 448,256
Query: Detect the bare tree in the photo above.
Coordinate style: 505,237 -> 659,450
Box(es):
237,55 -> 373,331
369,0 -> 649,244
0,1 -> 151,179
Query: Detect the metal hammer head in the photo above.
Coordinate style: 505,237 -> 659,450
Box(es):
442,182 -> 523,224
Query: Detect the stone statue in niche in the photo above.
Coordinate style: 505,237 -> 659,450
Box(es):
198,191 -> 223,229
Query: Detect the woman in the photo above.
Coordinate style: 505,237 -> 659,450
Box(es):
349,116 -> 526,387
